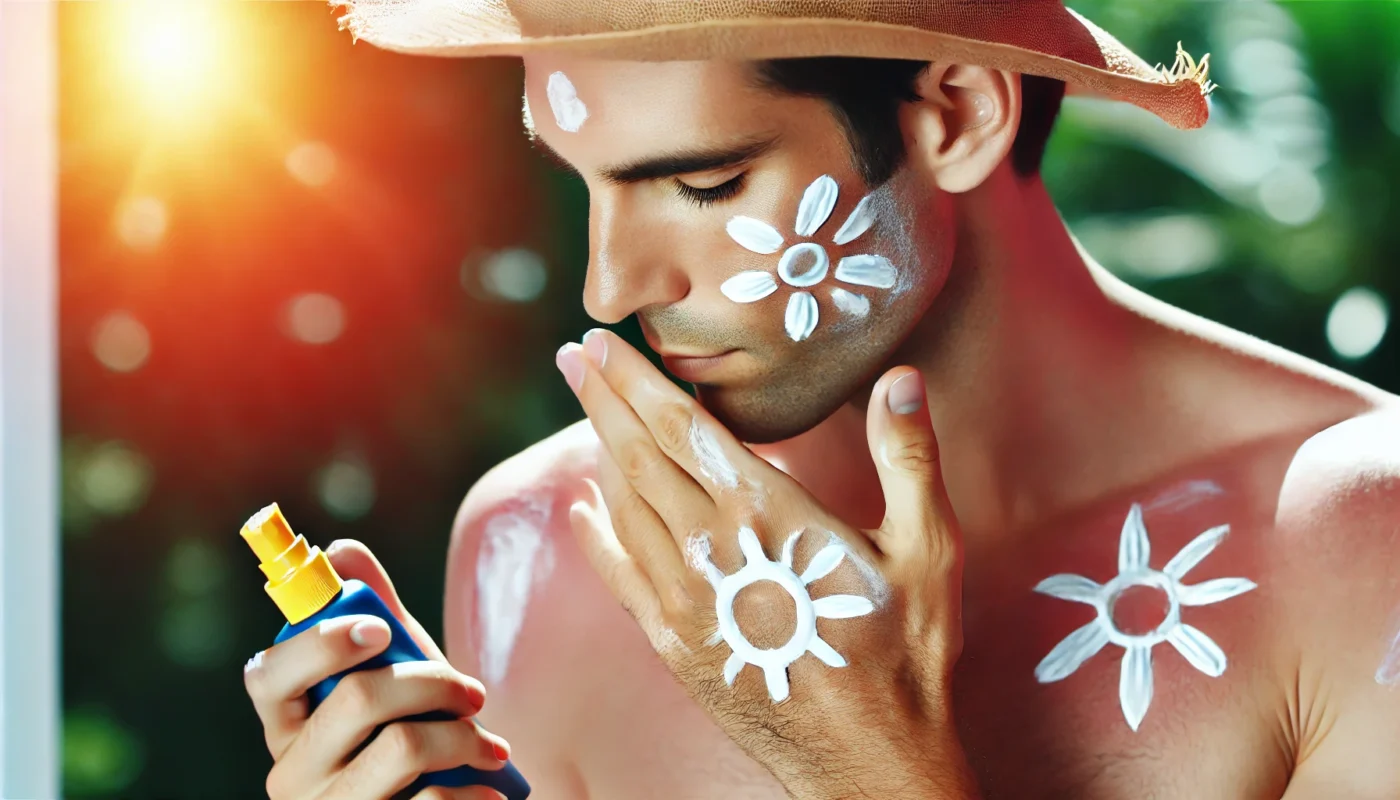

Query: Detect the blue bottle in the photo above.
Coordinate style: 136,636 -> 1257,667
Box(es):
243,503 -> 530,799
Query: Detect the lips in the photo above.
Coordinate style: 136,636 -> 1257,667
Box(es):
659,350 -> 739,383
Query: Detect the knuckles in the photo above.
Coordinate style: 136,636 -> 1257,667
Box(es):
332,670 -> 382,720
654,401 -> 696,457
890,438 -> 942,473
264,766 -> 295,800
377,721 -> 429,769
242,656 -> 270,700
617,437 -> 666,483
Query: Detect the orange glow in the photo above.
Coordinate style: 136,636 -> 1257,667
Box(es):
115,2 -> 230,124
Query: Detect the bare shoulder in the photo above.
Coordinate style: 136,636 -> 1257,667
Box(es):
455,419 -> 601,532
435,420 -> 611,796
1268,406 -> 1400,797
443,418 -> 601,679
1275,405 -> 1400,552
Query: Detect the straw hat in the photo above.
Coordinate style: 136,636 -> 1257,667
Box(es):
332,0 -> 1215,130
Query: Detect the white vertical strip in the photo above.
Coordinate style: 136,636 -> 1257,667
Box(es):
0,0 -> 61,796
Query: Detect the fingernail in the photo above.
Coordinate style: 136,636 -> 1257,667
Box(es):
492,738 -> 511,762
888,373 -> 924,415
466,683 -> 487,710
244,651 -> 263,674
556,343 -> 585,392
350,619 -> 388,648
581,328 -> 607,367
325,539 -> 345,556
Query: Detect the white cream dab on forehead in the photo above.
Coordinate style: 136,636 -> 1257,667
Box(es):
546,71 -> 588,133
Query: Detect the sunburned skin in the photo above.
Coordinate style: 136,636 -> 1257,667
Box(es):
1145,478 -> 1225,513
1376,625 -> 1400,687
441,55 -> 1400,800
1033,503 -> 1257,731
474,496 -> 556,686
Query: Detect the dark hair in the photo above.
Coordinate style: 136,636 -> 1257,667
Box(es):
751,58 -> 1066,186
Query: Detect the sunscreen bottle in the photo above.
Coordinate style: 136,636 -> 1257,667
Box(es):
241,503 -> 530,799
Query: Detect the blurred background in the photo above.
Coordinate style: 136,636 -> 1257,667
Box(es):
54,0 -> 1399,796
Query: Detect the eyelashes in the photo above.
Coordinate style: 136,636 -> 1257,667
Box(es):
674,174 -> 747,209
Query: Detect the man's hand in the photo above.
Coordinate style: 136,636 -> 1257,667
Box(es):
242,540 -> 511,800
556,329 -> 978,799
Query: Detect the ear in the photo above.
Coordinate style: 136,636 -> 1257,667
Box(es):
900,64 -> 1020,194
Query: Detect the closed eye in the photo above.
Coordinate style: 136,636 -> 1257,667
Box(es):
673,174 -> 746,208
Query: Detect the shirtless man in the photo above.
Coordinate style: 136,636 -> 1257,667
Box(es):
244,3 -> 1400,798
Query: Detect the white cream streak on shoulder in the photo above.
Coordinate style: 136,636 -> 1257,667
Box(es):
1377,626 -> 1400,686
690,419 -> 739,489
475,496 -> 556,686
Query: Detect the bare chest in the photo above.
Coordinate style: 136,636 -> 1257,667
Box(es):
577,491 -> 1290,799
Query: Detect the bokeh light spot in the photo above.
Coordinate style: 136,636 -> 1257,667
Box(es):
1384,65 -> 1400,138
91,311 -> 152,373
1326,287 -> 1389,361
1227,38 -> 1309,97
316,457 -> 375,521
160,598 -> 234,669
164,538 -> 230,598
160,539 -> 234,668
284,293 -> 346,344
469,248 -> 549,303
1121,215 -> 1223,279
63,707 -> 144,797
78,442 -> 154,517
113,196 -> 168,250
1258,165 -> 1325,226
285,141 -> 338,187
1071,214 -> 1223,280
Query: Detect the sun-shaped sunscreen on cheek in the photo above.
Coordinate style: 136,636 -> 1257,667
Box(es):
720,175 -> 895,342
702,527 -> 875,702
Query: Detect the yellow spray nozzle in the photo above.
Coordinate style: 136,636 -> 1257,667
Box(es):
241,503 -> 298,564
240,503 -> 343,624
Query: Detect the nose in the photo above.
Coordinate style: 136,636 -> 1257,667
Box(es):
582,195 -> 690,324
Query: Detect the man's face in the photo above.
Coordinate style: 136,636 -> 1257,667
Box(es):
523,57 -> 953,443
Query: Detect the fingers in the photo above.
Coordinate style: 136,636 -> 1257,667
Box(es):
325,539 -> 447,662
412,786 -> 507,800
245,615 -> 393,759
568,476 -> 666,631
575,329 -> 778,497
596,448 -> 701,610
866,368 -> 960,561
558,340 -> 714,537
282,660 -> 488,776
322,719 -> 510,800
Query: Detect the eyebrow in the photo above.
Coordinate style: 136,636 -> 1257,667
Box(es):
528,133 -> 779,186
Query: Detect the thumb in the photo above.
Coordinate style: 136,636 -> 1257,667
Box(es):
325,539 -> 447,662
867,367 -> 958,557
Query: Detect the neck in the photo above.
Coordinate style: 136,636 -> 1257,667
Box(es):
905,166 -> 1144,534
759,164 -> 1374,538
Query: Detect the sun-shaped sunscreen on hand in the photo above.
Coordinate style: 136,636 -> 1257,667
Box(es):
701,528 -> 875,702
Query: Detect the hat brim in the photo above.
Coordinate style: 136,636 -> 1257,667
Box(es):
335,2 -> 1210,130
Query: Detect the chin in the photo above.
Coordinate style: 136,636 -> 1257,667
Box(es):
695,381 -> 851,445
